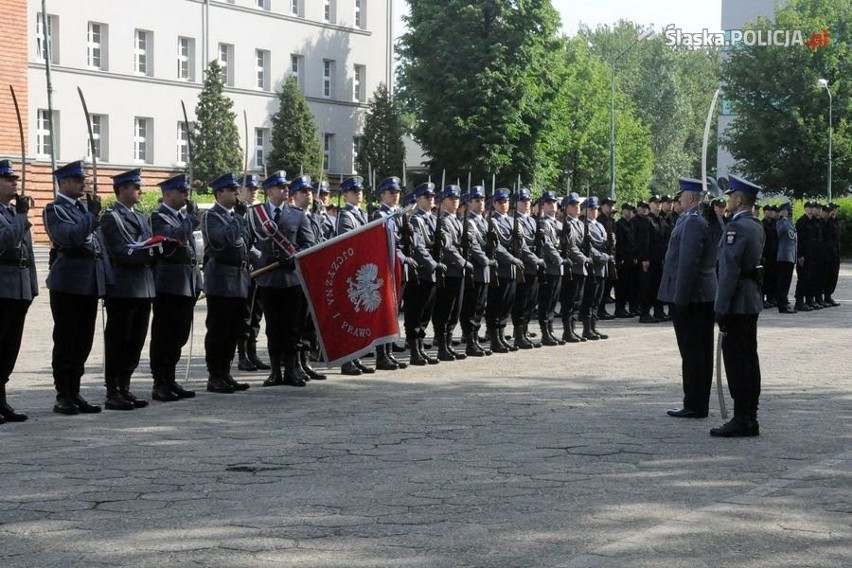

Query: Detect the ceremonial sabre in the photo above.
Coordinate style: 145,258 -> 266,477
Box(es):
716,331 -> 728,419
701,88 -> 722,195
181,100 -> 197,383
76,87 -> 99,197
9,86 -> 29,198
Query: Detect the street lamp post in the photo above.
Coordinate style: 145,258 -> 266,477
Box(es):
609,26 -> 655,200
818,78 -> 832,201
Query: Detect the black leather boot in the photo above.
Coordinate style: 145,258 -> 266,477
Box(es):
376,344 -> 400,370
513,326 -> 534,350
464,332 -> 486,357
0,383 -> 27,422
152,370 -> 179,402
547,321 -> 566,345
282,353 -> 307,386
168,368 -> 195,398
105,377 -> 135,410
247,341 -> 270,371
540,322 -> 559,346
300,350 -> 327,379
418,339 -> 440,365
437,334 -> 456,361
488,326 -> 509,354
581,317 -> 600,341
263,352 -> 285,386
523,324 -> 541,348
237,340 -> 257,371
119,375 -> 149,408
591,317 -> 608,340
409,336 -> 427,366
207,374 -> 235,394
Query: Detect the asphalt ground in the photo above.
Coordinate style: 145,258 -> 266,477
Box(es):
1,252 -> 849,567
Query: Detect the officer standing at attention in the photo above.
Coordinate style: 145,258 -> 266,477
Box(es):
43,160 -> 108,415
148,174 -> 200,401
99,169 -> 157,411
510,188 -> 546,349
761,205 -> 779,308
712,175 -> 765,437
659,178 -> 720,419
578,197 -> 611,341
202,173 -> 252,394
336,176 -> 377,375
558,193 -> 591,343
614,203 -> 637,318
774,202 -> 797,313
0,160 -> 37,423
535,191 -> 567,346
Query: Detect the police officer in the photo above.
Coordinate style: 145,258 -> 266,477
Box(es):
371,176 -> 412,371
336,176 -> 376,375
794,201 -> 819,311
99,169 -> 157,410
775,202 -> 797,313
614,203 -> 637,318
761,204 -> 779,308
659,178 -> 719,419
148,174 -> 200,402
558,193 -> 591,343
43,160 -> 108,415
236,174 -> 270,373
822,203 -> 841,307
202,173 -> 252,394
405,182 -> 442,365
536,191 -> 566,346
458,186 -> 496,357
647,195 -> 669,322
485,189 -> 527,353
0,160 -> 37,423
578,197 -> 611,341
712,175 -> 765,437
314,180 -> 336,240
597,197 -> 617,320
510,188 -> 546,349
432,185 -> 472,361
250,173 -> 316,387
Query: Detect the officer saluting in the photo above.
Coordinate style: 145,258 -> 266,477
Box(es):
0,160 -> 37,423
712,175 -> 765,437
202,173 -> 252,394
148,174 -> 201,401
43,160 -> 109,415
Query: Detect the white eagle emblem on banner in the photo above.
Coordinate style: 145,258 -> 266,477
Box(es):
346,263 -> 383,313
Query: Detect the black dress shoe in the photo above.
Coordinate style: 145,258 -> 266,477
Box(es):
120,390 -> 149,408
794,302 -> 812,312
353,360 -> 375,374
376,357 -> 399,371
778,305 -> 797,314
710,417 -> 759,437
341,362 -> 362,376
74,396 -> 102,414
667,408 -> 708,419
206,377 -> 235,393
639,314 -> 659,324
614,310 -> 632,319
249,355 -> 271,371
237,356 -> 257,372
53,398 -> 79,415
152,385 -> 179,402
262,371 -> 285,386
282,373 -> 307,387
105,392 -> 135,411
169,382 -> 196,398
826,297 -> 840,307
224,375 -> 250,391
0,402 -> 28,422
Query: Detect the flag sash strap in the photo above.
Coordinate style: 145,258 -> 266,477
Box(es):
295,217 -> 400,366
251,203 -> 296,255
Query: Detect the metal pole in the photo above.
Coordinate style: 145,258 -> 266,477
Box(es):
41,0 -> 57,195
827,88 -> 832,202
609,64 -> 616,201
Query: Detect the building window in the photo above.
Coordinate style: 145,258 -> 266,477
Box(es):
177,122 -> 189,165
352,136 -> 361,173
256,0 -> 270,9
219,43 -> 234,86
255,128 -> 269,169
353,65 -> 365,103
323,133 -> 334,171
86,114 -> 108,162
178,37 -> 195,81
355,0 -> 364,28
323,0 -> 334,23
322,59 -> 334,98
134,30 -> 152,76
134,117 -> 152,163
256,49 -> 270,91
87,22 -> 106,70
290,54 -> 303,88
290,0 -> 301,16
36,13 -> 59,64
37,109 -> 56,157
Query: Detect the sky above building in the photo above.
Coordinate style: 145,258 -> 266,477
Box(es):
392,0 -> 723,40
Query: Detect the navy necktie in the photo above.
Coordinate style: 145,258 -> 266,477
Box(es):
273,208 -> 281,224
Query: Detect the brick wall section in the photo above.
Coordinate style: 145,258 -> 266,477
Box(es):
23,163 -> 180,243
0,0 -> 29,157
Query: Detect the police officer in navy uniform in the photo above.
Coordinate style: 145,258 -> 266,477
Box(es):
0,160 -> 37,423
647,195 -> 669,322
614,203 -> 637,318
485,189 -> 527,353
578,197 -> 612,341
558,193 -> 591,343
43,160 -> 109,415
235,174 -> 270,373
432,185 -> 473,361
761,204 -> 779,308
202,173 -> 252,394
371,176 -> 413,371
336,176 -> 377,375
794,201 -> 818,311
712,175 -> 765,437
148,174 -> 200,401
458,186 -> 497,357
659,178 -> 720,419
597,197 -> 617,320
405,182 -> 443,365
822,203 -> 841,307
250,173 -> 317,387
535,191 -> 566,346
774,202 -> 797,313
100,168 -> 158,410
511,188 -> 546,349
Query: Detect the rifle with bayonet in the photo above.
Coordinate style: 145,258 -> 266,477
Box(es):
400,207 -> 418,284
535,205 -> 547,284
512,203 -> 526,285
461,204 -> 472,288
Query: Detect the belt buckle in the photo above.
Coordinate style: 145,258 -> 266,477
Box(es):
240,261 -> 247,270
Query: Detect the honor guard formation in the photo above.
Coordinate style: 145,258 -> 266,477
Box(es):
0,158 -> 843,437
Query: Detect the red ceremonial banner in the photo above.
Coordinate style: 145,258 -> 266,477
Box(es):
295,218 -> 400,365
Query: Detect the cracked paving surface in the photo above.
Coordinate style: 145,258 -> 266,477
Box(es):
1,253 -> 849,567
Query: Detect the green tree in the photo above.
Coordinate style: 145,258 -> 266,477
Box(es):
397,0 -> 565,188
268,76 -> 323,180
721,0 -> 851,197
355,83 -> 407,182
192,60 -> 243,192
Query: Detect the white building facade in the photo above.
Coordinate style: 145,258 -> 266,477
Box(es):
28,0 -> 393,178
